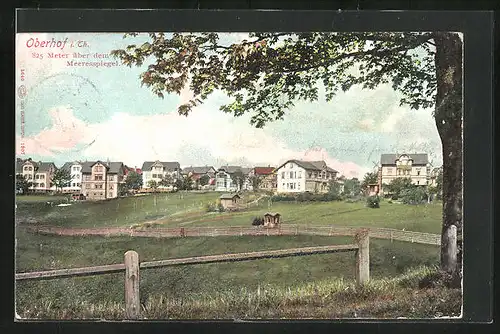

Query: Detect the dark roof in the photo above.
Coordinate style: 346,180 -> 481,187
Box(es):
220,193 -> 241,199
142,161 -> 181,171
218,165 -> 243,174
81,161 -> 125,174
241,167 -> 252,175
276,160 -> 338,173
264,212 -> 281,216
380,153 -> 429,165
37,162 -> 57,172
16,158 -> 39,172
254,167 -> 275,175
182,166 -> 215,174
60,161 -> 82,172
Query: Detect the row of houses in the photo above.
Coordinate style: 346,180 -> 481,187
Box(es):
16,153 -> 441,201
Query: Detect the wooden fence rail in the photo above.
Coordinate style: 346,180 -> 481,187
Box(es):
25,224 -> 441,245
15,230 -> 370,319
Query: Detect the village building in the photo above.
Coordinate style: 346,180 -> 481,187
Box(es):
16,158 -> 57,193
274,160 -> 339,194
81,161 -> 126,200
219,193 -> 241,210
141,161 -> 182,190
182,165 -> 217,189
60,161 -> 83,194
263,212 -> 281,228
247,166 -> 277,191
215,166 -> 252,192
378,153 -> 431,194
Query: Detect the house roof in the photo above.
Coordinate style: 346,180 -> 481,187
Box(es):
60,161 -> 82,172
220,193 -> 241,199
37,162 -> 57,172
182,166 -> 215,174
241,167 -> 252,175
276,160 -> 338,173
16,158 -> 39,172
218,165 -> 243,174
254,167 -> 275,175
142,161 -> 181,171
380,153 -> 429,165
81,161 -> 125,174
264,212 -> 281,217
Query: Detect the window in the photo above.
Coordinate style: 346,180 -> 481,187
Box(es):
417,181 -> 420,185
298,171 -> 302,178
282,183 -> 285,188
282,172 -> 285,179
29,166 -> 33,171
35,174 -> 40,179
289,171 -> 294,179
109,175 -> 114,181
86,184 -> 91,188
110,185 -> 114,190
40,174 -> 45,179
95,166 -> 103,172
40,183 -> 45,188
50,183 -> 53,187
417,171 -> 420,176
24,166 -> 29,171
298,183 -> 301,190
95,184 -> 103,189
289,163 -> 293,168
94,174 -> 103,181
27,174 -> 32,179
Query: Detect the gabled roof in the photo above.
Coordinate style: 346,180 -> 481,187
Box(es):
220,193 -> 241,199
81,161 -> 125,174
241,167 -> 252,175
37,162 -> 57,172
142,161 -> 181,171
254,167 -> 275,175
182,166 -> 216,174
60,161 -> 82,172
218,165 -> 243,174
380,153 -> 429,165
264,212 -> 281,216
276,160 -> 338,173
17,158 -> 38,172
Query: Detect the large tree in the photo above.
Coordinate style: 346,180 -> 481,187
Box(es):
51,169 -> 72,192
16,174 -> 32,194
111,31 -> 462,275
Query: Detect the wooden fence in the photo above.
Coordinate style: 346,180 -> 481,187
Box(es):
27,224 -> 441,245
15,230 -> 370,319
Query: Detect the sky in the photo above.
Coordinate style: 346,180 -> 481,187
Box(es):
15,32 -> 443,179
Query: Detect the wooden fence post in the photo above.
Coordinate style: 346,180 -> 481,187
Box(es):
354,230 -> 370,285
124,250 -> 140,319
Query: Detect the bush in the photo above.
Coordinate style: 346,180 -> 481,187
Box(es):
366,195 -> 380,208
400,187 -> 427,205
205,202 -> 217,212
217,203 -> 225,212
252,217 -> 264,226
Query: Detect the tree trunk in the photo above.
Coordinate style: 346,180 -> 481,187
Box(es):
433,32 -> 463,276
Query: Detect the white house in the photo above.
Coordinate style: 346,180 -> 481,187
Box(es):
214,166 -> 253,192
16,158 -> 58,193
274,160 -> 339,194
378,153 -> 431,194
141,160 -> 182,189
60,161 -> 83,193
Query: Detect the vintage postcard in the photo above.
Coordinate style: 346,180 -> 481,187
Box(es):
15,30 -> 464,320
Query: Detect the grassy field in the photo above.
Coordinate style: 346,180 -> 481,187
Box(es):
16,192 -> 442,233
15,228 -> 446,319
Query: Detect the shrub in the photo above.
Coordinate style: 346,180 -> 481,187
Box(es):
205,202 -> 217,212
252,217 -> 264,226
217,203 -> 225,212
366,195 -> 380,208
400,187 -> 427,205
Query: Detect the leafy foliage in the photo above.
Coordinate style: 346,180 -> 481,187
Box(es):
199,175 -> 211,187
16,174 -> 33,194
385,177 -> 414,200
230,170 -> 245,191
111,32 -> 436,128
342,178 -> 361,198
400,187 -> 428,205
51,169 -> 73,192
125,171 -> 143,191
147,180 -> 159,192
366,195 -> 380,209
252,216 -> 265,226
361,172 -> 378,192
